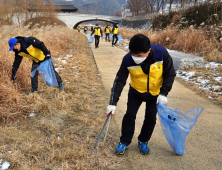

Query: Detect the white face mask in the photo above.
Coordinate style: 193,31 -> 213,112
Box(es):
132,55 -> 147,64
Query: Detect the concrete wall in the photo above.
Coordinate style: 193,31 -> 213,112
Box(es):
121,19 -> 151,28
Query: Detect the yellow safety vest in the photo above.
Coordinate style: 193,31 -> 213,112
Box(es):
84,27 -> 87,30
128,61 -> 163,95
106,28 -> 110,33
78,28 -> 80,30
94,28 -> 101,36
18,45 -> 45,63
113,28 -> 118,34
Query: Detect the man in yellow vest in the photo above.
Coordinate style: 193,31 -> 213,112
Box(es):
8,36 -> 65,95
112,23 -> 119,46
104,25 -> 110,42
106,34 -> 176,155
77,27 -> 81,32
91,23 -> 103,49
84,26 -> 88,34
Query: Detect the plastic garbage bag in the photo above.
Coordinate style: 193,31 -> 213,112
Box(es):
86,30 -> 89,34
157,102 -> 203,155
118,34 -> 122,44
109,33 -> 112,39
30,59 -> 58,86
88,35 -> 94,44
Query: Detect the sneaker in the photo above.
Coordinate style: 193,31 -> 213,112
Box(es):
138,140 -> 149,155
26,89 -> 38,95
116,142 -> 128,155
59,82 -> 65,91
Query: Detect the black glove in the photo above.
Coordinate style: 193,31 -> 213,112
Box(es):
45,54 -> 51,60
11,74 -> 17,81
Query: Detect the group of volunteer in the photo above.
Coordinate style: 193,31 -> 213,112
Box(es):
8,22 -> 176,157
90,23 -> 119,48
78,23 -> 119,48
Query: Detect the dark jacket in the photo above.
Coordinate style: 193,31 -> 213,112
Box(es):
12,36 -> 50,76
112,25 -> 118,34
91,27 -> 103,37
104,26 -> 110,34
109,45 -> 176,106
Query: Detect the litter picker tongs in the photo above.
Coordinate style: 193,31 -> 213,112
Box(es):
94,112 -> 112,148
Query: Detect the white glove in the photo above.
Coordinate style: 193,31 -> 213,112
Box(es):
107,105 -> 116,116
156,94 -> 168,105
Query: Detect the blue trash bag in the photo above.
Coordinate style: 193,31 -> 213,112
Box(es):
30,59 -> 58,86
109,33 -> 112,39
118,34 -> 122,44
88,35 -> 94,44
157,102 -> 203,155
86,30 -> 89,34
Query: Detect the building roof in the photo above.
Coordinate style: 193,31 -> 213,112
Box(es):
28,4 -> 78,12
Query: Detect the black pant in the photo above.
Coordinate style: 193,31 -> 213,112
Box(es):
120,86 -> 158,145
105,33 -> 110,41
31,60 -> 63,91
112,34 -> 118,45
95,35 -> 100,48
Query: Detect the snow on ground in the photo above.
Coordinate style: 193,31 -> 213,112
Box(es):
56,58 -> 67,64
29,110 -> 35,117
204,62 -> 222,68
0,162 -> 10,170
177,62 -> 222,98
0,152 -> 11,170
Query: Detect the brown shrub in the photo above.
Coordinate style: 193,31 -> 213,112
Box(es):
119,27 -> 222,63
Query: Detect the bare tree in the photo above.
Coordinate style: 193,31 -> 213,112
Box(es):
128,0 -> 144,16
169,0 -> 175,11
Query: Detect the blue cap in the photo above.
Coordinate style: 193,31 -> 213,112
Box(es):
8,38 -> 18,51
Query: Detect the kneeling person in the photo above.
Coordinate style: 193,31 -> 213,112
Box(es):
8,36 -> 65,94
107,34 -> 176,155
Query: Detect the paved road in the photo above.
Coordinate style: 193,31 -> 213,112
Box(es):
88,35 -> 222,170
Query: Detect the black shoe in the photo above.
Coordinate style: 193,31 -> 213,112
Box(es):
59,82 -> 65,91
26,89 -> 38,95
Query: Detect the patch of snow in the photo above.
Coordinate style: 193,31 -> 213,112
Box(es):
55,65 -> 63,71
212,85 -> 221,91
58,136 -> 60,140
205,62 -> 221,68
214,76 -> 222,82
8,151 -> 11,154
72,66 -> 78,69
1,161 -> 10,169
29,111 -> 35,117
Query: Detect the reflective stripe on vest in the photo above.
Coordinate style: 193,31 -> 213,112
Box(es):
106,28 -> 110,33
18,45 -> 45,63
94,28 -> 101,36
113,28 -> 118,34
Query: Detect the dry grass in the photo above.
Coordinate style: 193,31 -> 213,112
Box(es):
119,26 -> 222,63
0,26 -> 131,169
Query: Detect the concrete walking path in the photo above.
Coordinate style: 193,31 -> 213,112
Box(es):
88,35 -> 222,169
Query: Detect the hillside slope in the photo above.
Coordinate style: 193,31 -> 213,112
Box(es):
54,0 -> 126,15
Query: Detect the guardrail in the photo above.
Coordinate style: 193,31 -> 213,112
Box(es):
57,13 -> 121,19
